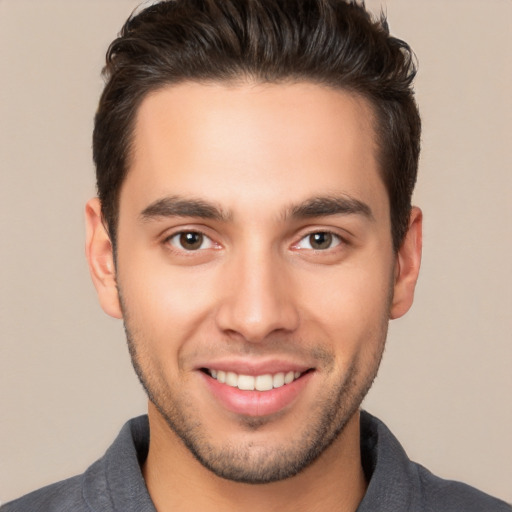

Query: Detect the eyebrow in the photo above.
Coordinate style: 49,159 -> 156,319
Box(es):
139,194 -> 374,224
139,196 -> 230,222
287,195 -> 374,221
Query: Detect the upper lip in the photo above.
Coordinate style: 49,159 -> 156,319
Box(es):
195,358 -> 313,376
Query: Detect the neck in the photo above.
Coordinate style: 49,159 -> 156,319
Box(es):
143,403 -> 367,512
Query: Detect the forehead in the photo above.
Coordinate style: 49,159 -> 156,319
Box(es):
122,81 -> 387,222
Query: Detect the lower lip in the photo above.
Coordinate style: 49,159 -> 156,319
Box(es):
201,371 -> 313,417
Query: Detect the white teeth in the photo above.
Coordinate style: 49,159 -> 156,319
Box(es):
238,374 -> 255,390
225,371 -> 238,387
284,371 -> 295,384
209,369 -> 302,391
255,374 -> 273,391
273,372 -> 285,388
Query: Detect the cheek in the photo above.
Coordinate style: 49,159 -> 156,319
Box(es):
117,254 -> 220,346
307,263 -> 391,308
297,257 -> 393,346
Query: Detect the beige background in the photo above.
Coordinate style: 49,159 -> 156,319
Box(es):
1,0 -> 511,505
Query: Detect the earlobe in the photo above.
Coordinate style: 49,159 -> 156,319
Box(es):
390,207 -> 423,320
85,198 -> 123,319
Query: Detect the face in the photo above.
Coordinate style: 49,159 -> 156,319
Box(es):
87,81 -> 421,484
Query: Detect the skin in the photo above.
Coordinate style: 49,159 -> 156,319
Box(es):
86,82 -> 422,512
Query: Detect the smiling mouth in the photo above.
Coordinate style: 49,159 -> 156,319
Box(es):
202,368 -> 311,391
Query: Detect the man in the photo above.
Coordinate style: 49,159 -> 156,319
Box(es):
2,0 -> 510,511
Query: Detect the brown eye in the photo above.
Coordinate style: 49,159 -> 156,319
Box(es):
168,231 -> 213,251
309,232 -> 333,250
180,232 -> 203,250
295,231 -> 341,251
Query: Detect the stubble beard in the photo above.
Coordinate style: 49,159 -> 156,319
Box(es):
122,315 -> 388,485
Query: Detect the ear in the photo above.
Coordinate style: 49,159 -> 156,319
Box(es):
85,198 -> 123,319
390,206 -> 423,319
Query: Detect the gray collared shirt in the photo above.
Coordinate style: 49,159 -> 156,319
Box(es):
2,411 -> 510,511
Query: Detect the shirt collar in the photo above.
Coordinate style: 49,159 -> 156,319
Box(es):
81,411 -> 418,512
82,415 -> 156,512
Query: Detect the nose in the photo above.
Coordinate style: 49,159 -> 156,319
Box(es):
215,247 -> 300,343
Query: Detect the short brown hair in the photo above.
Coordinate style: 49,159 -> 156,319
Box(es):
93,0 -> 420,251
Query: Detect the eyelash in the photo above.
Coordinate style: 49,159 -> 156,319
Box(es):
293,231 -> 344,251
163,229 -> 346,254
165,231 -> 216,252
